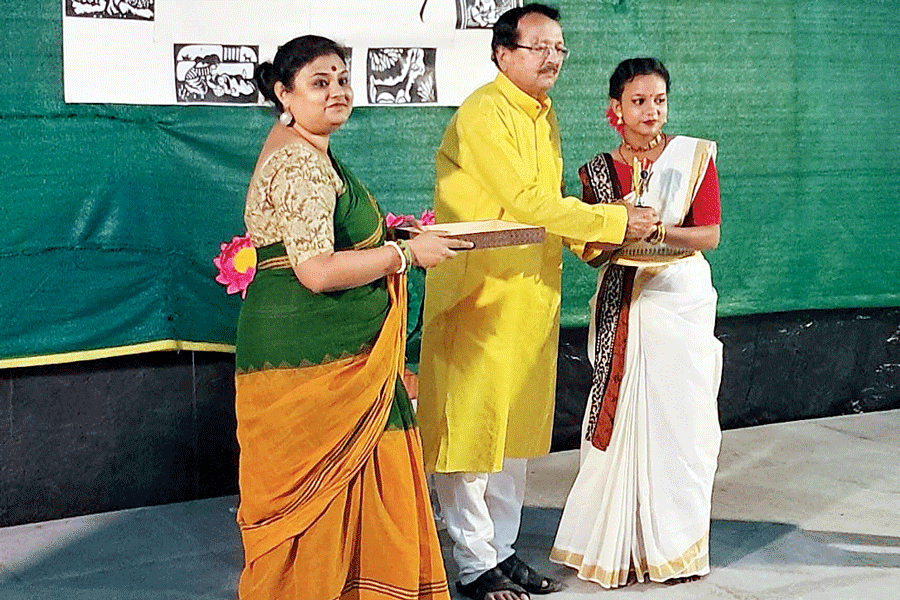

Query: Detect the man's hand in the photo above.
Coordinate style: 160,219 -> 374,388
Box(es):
623,203 -> 659,244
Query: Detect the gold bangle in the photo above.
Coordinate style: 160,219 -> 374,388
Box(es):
648,224 -> 666,245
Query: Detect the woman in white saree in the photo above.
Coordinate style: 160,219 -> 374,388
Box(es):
550,57 -> 723,588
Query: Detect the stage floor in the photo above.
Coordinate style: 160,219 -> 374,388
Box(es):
2,410 -> 898,599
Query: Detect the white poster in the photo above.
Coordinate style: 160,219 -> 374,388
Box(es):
62,0 -> 522,106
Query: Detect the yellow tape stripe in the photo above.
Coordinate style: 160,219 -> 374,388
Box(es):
0,340 -> 235,369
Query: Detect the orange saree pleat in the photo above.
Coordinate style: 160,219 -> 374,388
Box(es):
235,276 -> 449,599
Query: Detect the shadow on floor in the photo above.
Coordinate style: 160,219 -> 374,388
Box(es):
2,502 -> 900,600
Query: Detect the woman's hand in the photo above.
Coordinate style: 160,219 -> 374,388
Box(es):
407,231 -> 473,268
622,201 -> 660,244
292,228 -> 472,294
657,224 -> 720,251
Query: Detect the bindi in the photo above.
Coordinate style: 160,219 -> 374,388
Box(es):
331,65 -> 337,71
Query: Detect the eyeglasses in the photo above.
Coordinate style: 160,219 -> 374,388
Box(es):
512,44 -> 570,60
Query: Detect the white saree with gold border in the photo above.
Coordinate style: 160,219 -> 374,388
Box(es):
550,136 -> 723,587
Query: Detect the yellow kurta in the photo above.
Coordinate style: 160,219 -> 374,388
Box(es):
417,73 -> 629,473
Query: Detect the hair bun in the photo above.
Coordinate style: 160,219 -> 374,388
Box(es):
253,61 -> 278,104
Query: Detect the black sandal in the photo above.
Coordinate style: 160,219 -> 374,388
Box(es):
498,554 -> 564,594
662,574 -> 705,585
456,567 -> 528,600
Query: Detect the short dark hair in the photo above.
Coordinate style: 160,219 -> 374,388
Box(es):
254,35 -> 349,111
608,57 -> 670,100
491,3 -> 561,66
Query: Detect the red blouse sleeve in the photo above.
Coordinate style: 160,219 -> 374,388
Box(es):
684,159 -> 721,226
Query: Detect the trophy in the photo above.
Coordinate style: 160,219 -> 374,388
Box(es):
631,156 -> 652,207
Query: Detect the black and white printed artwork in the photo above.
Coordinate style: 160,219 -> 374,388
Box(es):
367,48 -> 437,105
66,0 -> 154,20
455,0 -> 521,29
174,45 -> 258,104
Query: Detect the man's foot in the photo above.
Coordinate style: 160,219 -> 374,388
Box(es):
497,554 -> 564,594
456,567 -> 529,600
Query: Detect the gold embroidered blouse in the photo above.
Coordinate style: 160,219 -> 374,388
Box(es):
244,142 -> 345,269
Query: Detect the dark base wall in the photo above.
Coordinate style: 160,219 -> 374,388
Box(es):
0,353 -> 239,527
2,306 -> 898,527
553,306 -> 900,451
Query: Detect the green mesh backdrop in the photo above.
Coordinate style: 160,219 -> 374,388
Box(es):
2,1 -> 898,365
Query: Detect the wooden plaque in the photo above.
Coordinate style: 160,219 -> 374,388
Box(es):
396,220 -> 545,249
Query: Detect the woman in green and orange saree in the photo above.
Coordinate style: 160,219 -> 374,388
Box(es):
235,35 -> 469,599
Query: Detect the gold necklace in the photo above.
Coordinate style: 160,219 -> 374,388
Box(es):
622,132 -> 664,153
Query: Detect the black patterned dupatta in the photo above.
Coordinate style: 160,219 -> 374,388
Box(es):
578,153 -> 636,452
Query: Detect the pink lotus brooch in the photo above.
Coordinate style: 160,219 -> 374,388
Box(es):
214,234 -> 256,298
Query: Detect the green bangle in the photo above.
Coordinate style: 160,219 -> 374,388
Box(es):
397,239 -> 413,273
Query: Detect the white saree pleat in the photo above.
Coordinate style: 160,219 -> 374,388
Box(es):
551,257 -> 722,588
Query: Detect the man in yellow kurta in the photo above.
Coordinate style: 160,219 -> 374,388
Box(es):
417,4 -> 659,599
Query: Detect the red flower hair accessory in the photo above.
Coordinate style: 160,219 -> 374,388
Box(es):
606,106 -> 625,136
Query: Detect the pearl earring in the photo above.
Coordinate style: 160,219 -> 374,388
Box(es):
279,110 -> 294,126
616,113 -> 623,126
